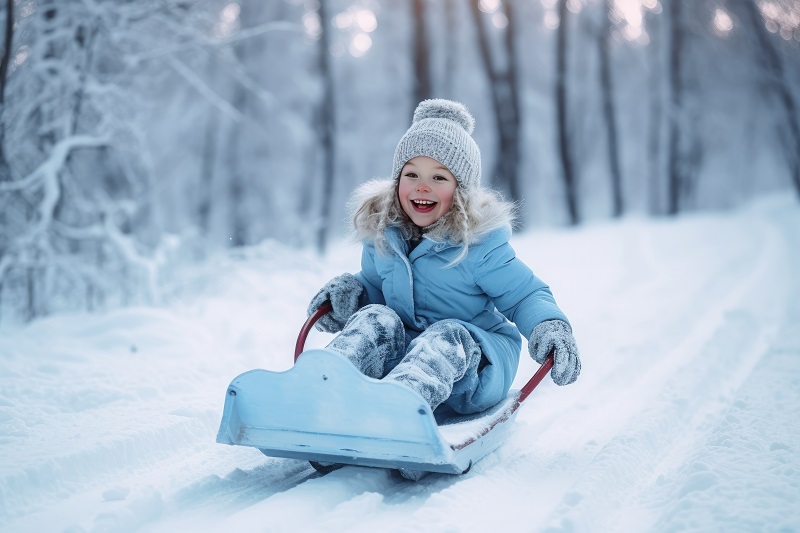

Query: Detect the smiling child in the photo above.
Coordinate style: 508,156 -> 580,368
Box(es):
308,99 -> 580,415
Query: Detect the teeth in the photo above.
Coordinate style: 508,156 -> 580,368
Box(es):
413,200 -> 435,205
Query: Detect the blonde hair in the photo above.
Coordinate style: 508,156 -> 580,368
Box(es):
349,179 -> 516,265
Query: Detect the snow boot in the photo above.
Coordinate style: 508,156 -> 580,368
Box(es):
385,319 -> 482,411
325,304 -> 406,377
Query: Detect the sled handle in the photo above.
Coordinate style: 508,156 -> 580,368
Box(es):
518,350 -> 554,404
295,301 -> 333,362
450,351 -> 554,451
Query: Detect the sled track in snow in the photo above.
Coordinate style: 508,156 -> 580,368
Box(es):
531,212 -> 797,531
641,207 -> 800,532
0,412 -> 211,522
134,459 -> 326,530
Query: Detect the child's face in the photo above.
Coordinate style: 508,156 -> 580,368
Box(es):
397,156 -> 458,228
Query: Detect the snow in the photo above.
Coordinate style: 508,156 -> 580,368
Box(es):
2,194 -> 799,532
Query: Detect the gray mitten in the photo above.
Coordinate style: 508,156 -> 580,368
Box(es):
308,273 -> 365,333
529,320 -> 581,386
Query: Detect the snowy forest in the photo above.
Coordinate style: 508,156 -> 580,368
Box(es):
0,0 -> 799,327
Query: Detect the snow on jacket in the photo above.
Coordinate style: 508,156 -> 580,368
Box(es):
354,225 -> 569,413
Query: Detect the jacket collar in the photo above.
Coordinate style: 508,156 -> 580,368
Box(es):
385,226 -> 460,257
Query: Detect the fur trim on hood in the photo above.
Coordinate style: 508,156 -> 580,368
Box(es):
349,178 -> 516,263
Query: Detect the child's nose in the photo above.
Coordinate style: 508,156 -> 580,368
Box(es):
416,181 -> 431,192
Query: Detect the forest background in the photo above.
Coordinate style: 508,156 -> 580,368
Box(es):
0,0 -> 798,327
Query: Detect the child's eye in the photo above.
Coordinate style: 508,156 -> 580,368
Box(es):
434,175 -> 449,181
404,172 -> 418,178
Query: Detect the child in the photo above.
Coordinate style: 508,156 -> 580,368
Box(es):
308,99 -> 580,415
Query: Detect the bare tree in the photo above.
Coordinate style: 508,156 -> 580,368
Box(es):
316,0 -> 336,253
225,84 -> 247,247
0,0 -> 13,322
556,0 -> 579,224
0,0 -> 13,182
645,7 -> 666,215
666,0 -> 686,215
598,1 -> 623,217
412,0 -> 432,104
443,0 -> 457,96
738,0 -> 800,199
469,0 -> 523,204
198,106 -> 220,236
0,0 -> 210,325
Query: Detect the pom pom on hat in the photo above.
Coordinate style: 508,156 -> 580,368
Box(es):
412,99 -> 475,135
392,99 -> 482,190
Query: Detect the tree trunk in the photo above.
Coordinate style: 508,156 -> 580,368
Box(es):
598,1 -> 623,217
646,8 -> 664,215
500,0 -> 522,206
69,22 -> 98,135
316,0 -> 336,253
740,0 -> 800,199
0,0 -> 10,108
0,0 -> 13,323
25,268 -> 35,323
226,85 -> 247,247
412,0 -> 431,104
666,0 -> 685,215
198,107 -> 219,236
443,0 -> 456,96
197,50 -> 221,240
555,0 -> 579,224
0,0 -> 14,182
469,0 -> 522,204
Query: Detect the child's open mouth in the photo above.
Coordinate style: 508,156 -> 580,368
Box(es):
411,199 -> 437,213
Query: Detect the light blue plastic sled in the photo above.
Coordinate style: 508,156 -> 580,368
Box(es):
216,303 -> 553,476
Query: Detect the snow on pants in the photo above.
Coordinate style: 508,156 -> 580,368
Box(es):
326,304 -> 483,411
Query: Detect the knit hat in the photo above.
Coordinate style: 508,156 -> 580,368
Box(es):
392,99 -> 481,190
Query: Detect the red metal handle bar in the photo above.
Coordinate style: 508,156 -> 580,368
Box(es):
296,302 -> 554,407
450,351 -> 553,451
295,301 -> 333,362
518,350 -> 554,404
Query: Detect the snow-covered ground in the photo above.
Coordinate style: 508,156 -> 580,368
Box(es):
2,194 -> 799,532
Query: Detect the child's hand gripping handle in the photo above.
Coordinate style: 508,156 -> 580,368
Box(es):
296,301 -> 333,362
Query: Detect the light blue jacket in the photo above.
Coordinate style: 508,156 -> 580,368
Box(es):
354,225 -> 568,413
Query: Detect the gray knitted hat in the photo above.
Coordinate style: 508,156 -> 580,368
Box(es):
392,99 -> 481,190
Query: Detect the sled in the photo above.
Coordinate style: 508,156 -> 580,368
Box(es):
216,302 -> 554,476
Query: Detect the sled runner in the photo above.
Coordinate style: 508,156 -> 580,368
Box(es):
216,303 -> 554,476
